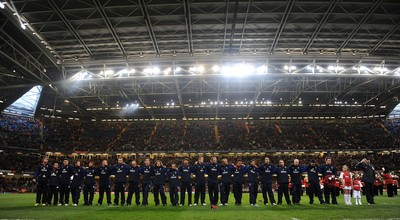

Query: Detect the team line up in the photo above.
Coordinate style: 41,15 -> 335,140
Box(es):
34,156 -> 385,209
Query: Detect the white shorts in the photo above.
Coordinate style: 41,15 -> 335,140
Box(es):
353,190 -> 361,198
343,186 -> 352,190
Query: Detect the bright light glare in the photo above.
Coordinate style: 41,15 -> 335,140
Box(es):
212,65 -> 220,72
164,67 -> 172,75
129,69 -> 136,74
130,103 -> 139,107
284,65 -> 296,70
117,69 -> 129,76
120,103 -> 139,115
373,67 -> 388,72
20,23 -> 26,30
257,65 -> 268,74
143,68 -> 152,74
189,66 -> 198,73
143,66 -> 161,75
175,67 -> 181,73
104,70 -> 114,75
0,2 -> 5,9
328,66 -> 344,71
353,66 -> 369,73
71,71 -> 90,80
222,64 -> 255,77
152,67 -> 160,75
198,65 -> 205,73
360,66 -> 368,71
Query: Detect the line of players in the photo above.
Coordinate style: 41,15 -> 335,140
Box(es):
34,156 -> 376,208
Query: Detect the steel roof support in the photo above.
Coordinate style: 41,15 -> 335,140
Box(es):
139,0 -> 160,56
93,0 -> 128,58
269,0 -> 295,54
303,0 -> 339,53
48,0 -> 93,57
336,0 -> 383,53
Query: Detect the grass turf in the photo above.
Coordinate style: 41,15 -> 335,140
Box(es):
0,193 -> 399,220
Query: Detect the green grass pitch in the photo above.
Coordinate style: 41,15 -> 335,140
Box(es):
0,193 -> 399,220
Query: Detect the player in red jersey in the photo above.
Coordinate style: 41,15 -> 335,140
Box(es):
382,168 -> 394,197
339,165 -> 353,205
353,173 -> 364,205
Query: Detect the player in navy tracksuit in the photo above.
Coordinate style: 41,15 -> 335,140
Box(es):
220,158 -> 234,206
319,157 -> 338,204
113,158 -> 129,206
275,159 -> 291,205
127,160 -> 141,206
47,162 -> 59,206
192,157 -> 206,206
178,159 -> 192,206
305,159 -> 324,204
140,158 -> 154,206
258,157 -> 277,206
96,159 -> 112,206
71,161 -> 85,206
206,156 -> 220,209
34,157 -> 52,206
246,159 -> 259,206
83,161 -> 96,206
232,159 -> 247,206
168,163 -> 180,206
289,159 -> 304,205
153,160 -> 167,206
58,159 -> 73,206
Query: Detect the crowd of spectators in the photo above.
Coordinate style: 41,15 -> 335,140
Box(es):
0,153 -> 41,173
0,116 -> 42,149
1,114 -> 399,152
0,177 -> 35,193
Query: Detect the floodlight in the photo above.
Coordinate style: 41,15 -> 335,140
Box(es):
152,67 -> 160,74
143,68 -> 152,74
164,67 -> 172,75
198,65 -> 205,73
212,65 -> 220,72
257,65 -> 268,74
222,64 -> 255,77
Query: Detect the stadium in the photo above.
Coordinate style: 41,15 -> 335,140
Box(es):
0,0 -> 400,219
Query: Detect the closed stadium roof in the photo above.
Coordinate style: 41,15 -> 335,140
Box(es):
1,0 -> 400,120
